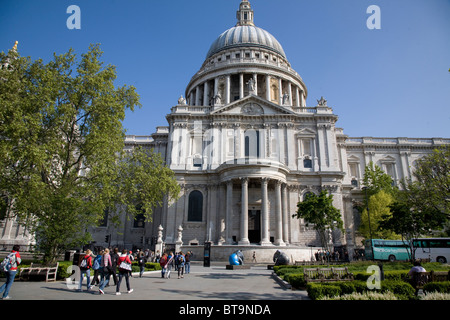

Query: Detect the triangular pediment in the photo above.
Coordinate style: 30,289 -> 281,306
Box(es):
210,95 -> 296,116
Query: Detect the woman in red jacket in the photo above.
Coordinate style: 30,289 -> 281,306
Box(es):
78,249 -> 93,291
116,249 -> 133,295
1,245 -> 21,299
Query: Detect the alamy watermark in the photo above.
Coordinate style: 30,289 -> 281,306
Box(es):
66,5 -> 381,31
66,5 -> 81,30
366,265 -> 382,289
367,5 -> 381,30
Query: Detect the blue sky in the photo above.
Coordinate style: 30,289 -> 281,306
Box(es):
1,0 -> 449,138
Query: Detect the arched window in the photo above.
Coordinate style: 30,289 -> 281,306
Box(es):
188,190 -> 203,222
303,192 -> 314,201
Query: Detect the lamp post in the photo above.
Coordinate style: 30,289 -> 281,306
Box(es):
362,187 -> 374,261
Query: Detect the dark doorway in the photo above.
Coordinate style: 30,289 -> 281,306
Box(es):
248,209 -> 261,244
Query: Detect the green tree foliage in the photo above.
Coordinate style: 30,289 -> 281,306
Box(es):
113,146 -> 180,223
359,161 -> 400,240
380,147 -> 450,240
362,161 -> 397,198
401,146 -> 449,220
0,45 -> 178,263
293,190 -> 344,250
359,190 -> 399,240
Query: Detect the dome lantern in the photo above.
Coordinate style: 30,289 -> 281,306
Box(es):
236,0 -> 254,26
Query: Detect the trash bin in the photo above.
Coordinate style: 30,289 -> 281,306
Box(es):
203,242 -> 211,267
65,250 -> 76,261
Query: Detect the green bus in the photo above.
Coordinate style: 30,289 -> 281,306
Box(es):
364,239 -> 410,262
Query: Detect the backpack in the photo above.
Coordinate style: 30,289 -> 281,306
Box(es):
93,255 -> 101,270
177,255 -> 184,264
159,256 -> 167,267
80,256 -> 89,270
1,252 -> 16,272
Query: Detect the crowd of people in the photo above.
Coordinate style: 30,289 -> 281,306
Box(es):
78,247 -> 135,295
158,251 -> 193,279
76,247 -> 194,295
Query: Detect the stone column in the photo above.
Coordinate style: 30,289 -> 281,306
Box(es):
265,74 -> 271,101
278,78 -> 283,105
274,180 -> 285,246
203,81 -> 209,106
226,180 -> 233,244
287,82 -> 293,106
195,86 -> 201,106
282,183 -> 289,244
239,177 -> 250,245
225,74 -> 231,104
260,178 -> 271,245
239,73 -> 244,99
295,86 -> 300,107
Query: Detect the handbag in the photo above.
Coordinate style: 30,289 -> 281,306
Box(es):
119,259 -> 132,271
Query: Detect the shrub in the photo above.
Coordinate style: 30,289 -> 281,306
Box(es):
381,280 -> 415,299
306,280 -> 415,300
306,283 -> 341,300
57,261 -> 74,279
285,273 -> 306,288
423,281 -> 450,294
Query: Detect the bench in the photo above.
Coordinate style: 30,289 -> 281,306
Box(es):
304,267 -> 354,283
19,262 -> 59,282
410,270 -> 450,292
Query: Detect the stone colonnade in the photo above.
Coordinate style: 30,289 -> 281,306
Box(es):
224,176 -> 289,246
188,72 -> 305,108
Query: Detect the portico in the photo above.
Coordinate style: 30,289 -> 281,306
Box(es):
220,161 -> 289,247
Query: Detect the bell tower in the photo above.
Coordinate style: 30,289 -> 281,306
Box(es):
236,0 -> 254,26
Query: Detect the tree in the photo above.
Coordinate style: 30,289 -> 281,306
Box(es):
113,147 -> 180,223
362,161 -> 397,198
0,44 -> 163,263
359,190 -> 399,240
401,146 -> 450,220
293,190 -> 344,250
358,161 -> 399,241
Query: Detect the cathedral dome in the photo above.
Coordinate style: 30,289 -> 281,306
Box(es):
206,25 -> 286,60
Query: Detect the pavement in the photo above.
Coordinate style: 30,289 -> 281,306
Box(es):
2,262 -> 309,301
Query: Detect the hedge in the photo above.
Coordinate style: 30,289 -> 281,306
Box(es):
423,281 -> 450,294
306,280 -> 415,300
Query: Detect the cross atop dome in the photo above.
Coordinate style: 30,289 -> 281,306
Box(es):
236,0 -> 254,26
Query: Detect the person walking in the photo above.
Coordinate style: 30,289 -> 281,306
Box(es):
90,250 -> 103,288
177,251 -> 185,279
98,248 -> 113,295
116,249 -> 133,295
184,251 -> 192,274
110,248 -> 119,286
166,252 -> 174,279
78,249 -> 93,291
159,253 -> 168,278
0,245 -> 21,299
138,251 -> 147,278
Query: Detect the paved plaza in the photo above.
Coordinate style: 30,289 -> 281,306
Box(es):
3,262 -> 309,301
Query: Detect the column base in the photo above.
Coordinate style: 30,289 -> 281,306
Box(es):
238,239 -> 250,245
274,239 -> 286,246
260,240 -> 272,246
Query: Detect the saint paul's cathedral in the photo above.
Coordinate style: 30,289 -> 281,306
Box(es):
1,1 -> 448,261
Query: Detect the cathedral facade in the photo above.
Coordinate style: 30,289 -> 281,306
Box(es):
1,1 -> 448,260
